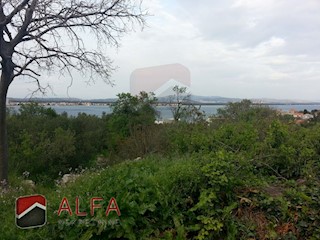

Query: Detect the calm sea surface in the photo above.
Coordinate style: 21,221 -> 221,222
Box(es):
8,104 -> 320,120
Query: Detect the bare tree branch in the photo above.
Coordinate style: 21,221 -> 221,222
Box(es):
0,0 -> 146,90
11,0 -> 38,46
0,0 -> 30,26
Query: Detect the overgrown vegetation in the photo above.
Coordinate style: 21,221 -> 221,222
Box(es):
1,97 -> 320,239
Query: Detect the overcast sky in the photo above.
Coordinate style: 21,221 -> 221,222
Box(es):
8,0 -> 320,101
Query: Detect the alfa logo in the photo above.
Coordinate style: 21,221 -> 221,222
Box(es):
15,195 -> 120,229
16,195 -> 47,229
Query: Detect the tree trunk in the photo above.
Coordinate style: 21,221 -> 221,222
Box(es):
0,73 -> 10,188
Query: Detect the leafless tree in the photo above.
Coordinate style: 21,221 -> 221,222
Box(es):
0,0 -> 146,187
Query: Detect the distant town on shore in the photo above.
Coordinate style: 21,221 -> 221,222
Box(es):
7,96 -> 320,125
6,95 -> 320,107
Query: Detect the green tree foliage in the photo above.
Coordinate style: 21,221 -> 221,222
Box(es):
7,103 -> 108,184
107,92 -> 158,155
110,92 -> 158,132
217,99 -> 278,122
169,85 -> 205,122
19,102 -> 58,118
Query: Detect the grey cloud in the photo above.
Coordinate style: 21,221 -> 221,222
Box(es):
175,0 -> 320,55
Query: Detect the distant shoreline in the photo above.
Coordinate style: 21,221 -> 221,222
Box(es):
7,97 -> 320,107
7,100 -> 320,107
8,104 -> 320,119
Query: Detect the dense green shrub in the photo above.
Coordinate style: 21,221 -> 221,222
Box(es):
106,92 -> 159,156
7,103 -> 108,184
2,100 -> 320,239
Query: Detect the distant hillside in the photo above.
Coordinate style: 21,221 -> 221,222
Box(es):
8,97 -> 82,103
7,96 -> 320,105
8,97 -> 117,103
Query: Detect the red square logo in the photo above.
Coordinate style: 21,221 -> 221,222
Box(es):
16,195 -> 47,229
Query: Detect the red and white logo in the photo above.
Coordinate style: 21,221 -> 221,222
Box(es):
16,195 -> 47,229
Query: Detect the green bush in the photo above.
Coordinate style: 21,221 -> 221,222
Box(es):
7,104 -> 108,185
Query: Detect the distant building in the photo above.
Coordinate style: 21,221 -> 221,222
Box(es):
288,109 -> 304,118
302,114 -> 314,120
286,109 -> 315,123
